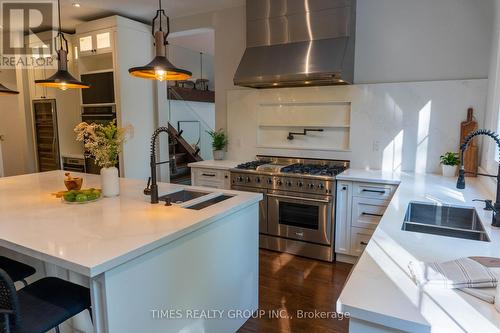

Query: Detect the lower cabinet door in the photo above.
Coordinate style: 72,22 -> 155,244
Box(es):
350,227 -> 375,256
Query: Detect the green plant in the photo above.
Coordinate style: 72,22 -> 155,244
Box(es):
207,129 -> 228,151
440,152 -> 460,166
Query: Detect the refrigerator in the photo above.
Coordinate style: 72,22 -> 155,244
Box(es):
32,99 -> 61,172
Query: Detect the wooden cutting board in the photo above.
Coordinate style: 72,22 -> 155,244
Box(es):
460,108 -> 478,177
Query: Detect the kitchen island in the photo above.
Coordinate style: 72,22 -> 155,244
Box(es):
0,171 -> 262,333
337,170 -> 500,333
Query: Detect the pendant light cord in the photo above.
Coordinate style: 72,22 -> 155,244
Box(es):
158,0 -> 163,32
57,0 -> 63,51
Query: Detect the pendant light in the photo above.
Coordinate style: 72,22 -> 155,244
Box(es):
128,0 -> 192,81
35,0 -> 89,90
0,81 -> 19,95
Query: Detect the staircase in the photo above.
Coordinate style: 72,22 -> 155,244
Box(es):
167,122 -> 203,185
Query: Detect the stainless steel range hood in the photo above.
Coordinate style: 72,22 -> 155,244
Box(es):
234,0 -> 356,89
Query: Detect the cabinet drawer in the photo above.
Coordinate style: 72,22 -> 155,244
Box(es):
195,179 -> 225,189
193,168 -> 228,181
351,197 -> 388,229
350,227 -> 374,256
353,182 -> 396,199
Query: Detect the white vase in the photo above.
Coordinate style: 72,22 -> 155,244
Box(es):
213,150 -> 225,160
101,167 -> 120,197
442,165 -> 457,177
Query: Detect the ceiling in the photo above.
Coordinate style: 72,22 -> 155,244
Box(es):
59,0 -> 244,32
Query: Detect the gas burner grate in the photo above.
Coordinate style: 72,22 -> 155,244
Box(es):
235,160 -> 269,170
281,164 -> 347,176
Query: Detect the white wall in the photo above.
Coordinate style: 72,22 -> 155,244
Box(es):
482,0 -> 500,178
227,80 -> 488,174
115,19 -> 156,180
0,70 -> 32,176
355,0 -> 494,83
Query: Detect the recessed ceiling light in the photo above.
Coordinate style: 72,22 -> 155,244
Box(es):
72,1 -> 81,7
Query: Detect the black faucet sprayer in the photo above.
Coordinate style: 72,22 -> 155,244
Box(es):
457,129 -> 500,226
144,127 -> 171,204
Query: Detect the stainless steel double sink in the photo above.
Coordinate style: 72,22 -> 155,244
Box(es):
158,190 -> 234,210
402,202 -> 490,242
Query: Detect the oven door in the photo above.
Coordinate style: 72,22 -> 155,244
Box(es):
267,190 -> 333,245
232,185 -> 268,234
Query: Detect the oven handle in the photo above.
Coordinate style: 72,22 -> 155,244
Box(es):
267,193 -> 331,204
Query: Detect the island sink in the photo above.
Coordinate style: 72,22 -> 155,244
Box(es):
402,202 -> 490,242
159,189 -> 210,204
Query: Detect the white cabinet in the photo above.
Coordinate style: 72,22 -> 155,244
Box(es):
191,167 -> 231,189
351,197 -> 389,230
77,30 -> 112,57
350,227 -> 375,256
335,181 -> 352,255
335,180 -> 397,262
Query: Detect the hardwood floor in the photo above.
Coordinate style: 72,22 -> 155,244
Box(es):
238,250 -> 353,333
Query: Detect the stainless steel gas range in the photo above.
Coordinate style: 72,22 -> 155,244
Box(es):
230,156 -> 349,262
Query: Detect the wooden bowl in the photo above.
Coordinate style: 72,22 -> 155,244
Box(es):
64,177 -> 83,191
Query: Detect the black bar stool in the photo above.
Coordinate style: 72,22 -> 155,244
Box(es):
0,268 -> 91,333
0,257 -> 36,287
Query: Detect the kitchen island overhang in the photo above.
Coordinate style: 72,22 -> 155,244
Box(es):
0,171 -> 262,333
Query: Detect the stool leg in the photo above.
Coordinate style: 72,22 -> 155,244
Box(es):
55,326 -> 60,333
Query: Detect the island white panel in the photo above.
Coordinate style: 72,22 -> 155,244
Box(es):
102,204 -> 259,333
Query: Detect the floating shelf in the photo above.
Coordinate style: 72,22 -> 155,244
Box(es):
168,87 -> 215,103
256,145 -> 352,152
258,124 -> 350,129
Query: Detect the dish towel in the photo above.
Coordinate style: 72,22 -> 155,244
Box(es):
408,257 -> 497,289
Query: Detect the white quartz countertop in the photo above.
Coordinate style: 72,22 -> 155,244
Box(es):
0,171 -> 261,278
188,160 -> 241,170
337,169 -> 500,333
336,169 -> 402,185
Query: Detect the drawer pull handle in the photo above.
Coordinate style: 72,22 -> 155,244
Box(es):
295,232 -> 304,237
202,173 -> 216,177
361,212 -> 384,217
362,189 -> 386,194
342,186 -> 347,190
360,241 -> 368,246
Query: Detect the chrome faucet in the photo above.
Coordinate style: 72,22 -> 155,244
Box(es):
457,129 -> 500,227
144,127 -> 171,204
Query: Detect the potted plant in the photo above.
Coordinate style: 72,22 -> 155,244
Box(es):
75,121 -> 131,197
440,152 -> 460,177
207,129 -> 228,160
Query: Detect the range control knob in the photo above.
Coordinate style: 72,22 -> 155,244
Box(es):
308,183 -> 315,189
245,176 -> 251,183
318,183 -> 325,190
267,178 -> 273,185
297,181 -> 304,187
255,177 -> 261,183
286,181 -> 293,187
276,180 -> 282,186
237,176 -> 243,182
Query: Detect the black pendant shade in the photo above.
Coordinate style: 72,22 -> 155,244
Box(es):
34,0 -> 89,90
0,83 -> 19,95
35,49 -> 89,90
128,0 -> 192,81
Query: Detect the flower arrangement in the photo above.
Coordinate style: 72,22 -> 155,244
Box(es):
74,121 -> 131,169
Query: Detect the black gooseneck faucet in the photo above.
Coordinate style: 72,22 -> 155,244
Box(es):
457,129 -> 500,226
144,127 -> 171,204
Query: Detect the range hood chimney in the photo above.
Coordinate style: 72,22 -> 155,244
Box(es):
234,0 -> 356,89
